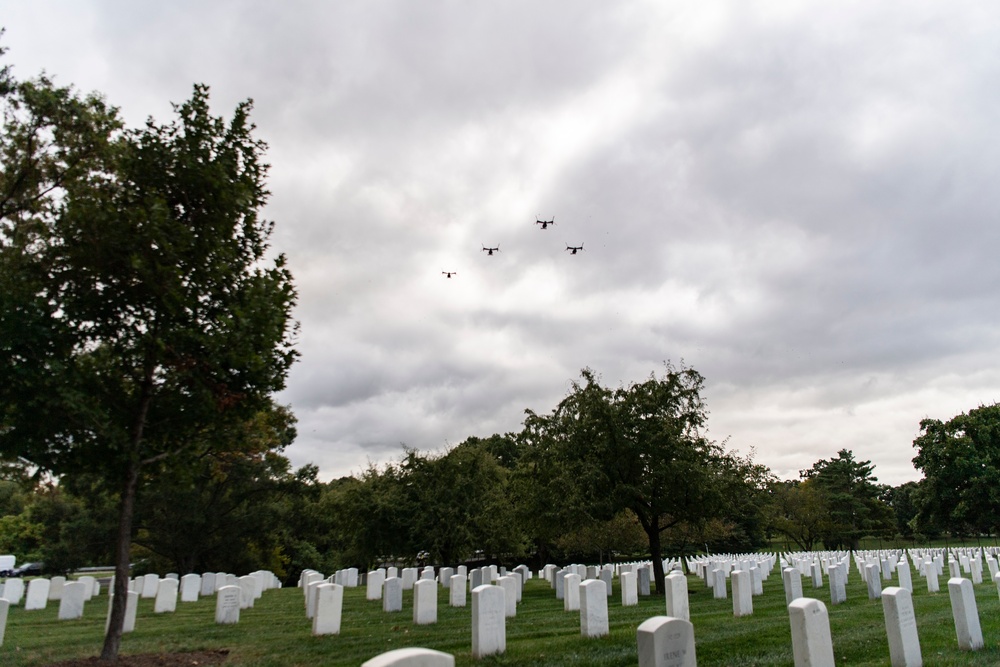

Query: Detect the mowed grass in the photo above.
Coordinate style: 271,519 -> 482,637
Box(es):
6,569 -> 1000,666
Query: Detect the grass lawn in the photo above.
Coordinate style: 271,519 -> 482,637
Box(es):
5,566 -> 1000,666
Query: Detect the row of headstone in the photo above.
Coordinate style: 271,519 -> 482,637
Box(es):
472,572 -> 609,658
689,553 -> 776,579
783,575 -> 990,667
2,575 -> 100,608
331,567 -> 359,587
358,608 -> 691,667
0,568 -> 277,646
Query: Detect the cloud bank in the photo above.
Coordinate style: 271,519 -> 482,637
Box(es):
6,0 -> 1000,484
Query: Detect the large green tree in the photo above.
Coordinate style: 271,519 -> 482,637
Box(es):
800,449 -> 893,549
523,366 -> 736,595
0,72 -> 297,661
912,403 -> 1000,537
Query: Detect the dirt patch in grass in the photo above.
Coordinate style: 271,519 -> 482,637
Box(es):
45,649 -> 229,667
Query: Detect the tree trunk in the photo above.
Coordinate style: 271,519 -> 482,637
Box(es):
648,524 -> 665,596
100,462 -> 140,662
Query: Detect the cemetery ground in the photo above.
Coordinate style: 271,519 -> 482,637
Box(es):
6,571 -> 1000,666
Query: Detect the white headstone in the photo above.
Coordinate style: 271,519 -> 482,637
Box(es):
58,581 -> 86,620
732,569 -> 753,617
712,568 -> 727,599
180,574 -> 201,602
638,567 -> 651,596
77,576 -> 96,601
621,571 -> 638,606
238,576 -> 256,609
250,572 -> 264,599
866,563 -> 883,600
0,598 -> 8,646
636,616 -> 696,667
313,583 -> 344,635
367,570 -> 386,600
141,573 -> 159,599
828,564 -> 847,605
215,585 -> 241,624
882,586 -> 922,667
665,572 -> 689,622
361,647 -> 455,667
554,570 -> 565,600
782,567 -> 802,606
449,574 -> 466,607
971,558 -> 983,585
471,585 -> 506,659
580,579 -> 608,638
564,573 -> 581,612
383,577 -> 403,613
154,577 -> 179,613
896,562 -> 912,594
401,568 -> 418,590
948,577 -> 983,651
201,572 -> 217,596
251,571 -> 267,597
106,590 -> 139,633
600,569 -> 613,597
881,558 -> 893,581
788,598 -> 835,667
2,578 -> 24,606
413,579 -> 437,625
48,575 -> 66,600
926,566 -> 939,593
497,576 -> 517,618
306,580 -> 324,618
439,567 -> 454,588
25,578 -> 50,610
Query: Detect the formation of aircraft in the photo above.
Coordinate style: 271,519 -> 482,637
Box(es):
444,215 -> 582,278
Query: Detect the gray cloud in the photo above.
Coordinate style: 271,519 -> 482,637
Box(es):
5,0 -> 1000,484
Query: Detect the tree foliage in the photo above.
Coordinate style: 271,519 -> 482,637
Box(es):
326,439 -> 527,570
0,62 -> 297,660
799,449 -> 893,549
912,403 -> 1000,536
128,402 -> 301,576
517,366 -> 760,595
768,479 -> 829,551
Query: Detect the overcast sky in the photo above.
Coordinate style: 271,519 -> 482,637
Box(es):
5,1 -> 999,485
